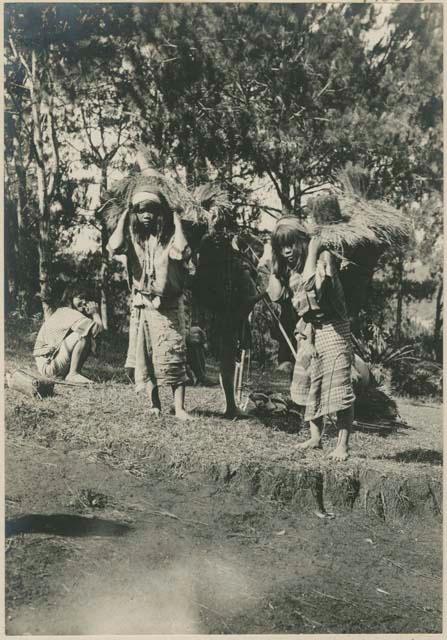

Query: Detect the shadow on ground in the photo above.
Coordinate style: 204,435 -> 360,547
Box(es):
6,514 -> 133,538
387,448 -> 443,465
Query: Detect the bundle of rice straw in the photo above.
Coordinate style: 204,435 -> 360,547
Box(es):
193,183 -> 231,212
98,168 -> 215,237
307,169 -> 410,254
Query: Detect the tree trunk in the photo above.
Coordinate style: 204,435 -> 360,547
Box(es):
5,205 -> 18,313
15,155 -> 33,312
34,147 -> 53,319
280,174 -> 292,214
35,143 -> 53,318
293,180 -> 302,217
37,188 -> 53,319
434,280 -> 443,362
8,116 -> 32,313
30,50 -> 54,319
99,163 -> 109,330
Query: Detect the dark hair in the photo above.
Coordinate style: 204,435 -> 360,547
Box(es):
60,283 -> 96,308
129,191 -> 174,247
271,217 -> 310,283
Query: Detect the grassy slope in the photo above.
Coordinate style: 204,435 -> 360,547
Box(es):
5,319 -> 442,486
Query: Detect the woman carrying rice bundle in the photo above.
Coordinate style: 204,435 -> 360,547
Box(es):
268,215 -> 355,460
107,178 -> 193,420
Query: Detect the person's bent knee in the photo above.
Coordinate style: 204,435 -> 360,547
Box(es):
75,334 -> 92,349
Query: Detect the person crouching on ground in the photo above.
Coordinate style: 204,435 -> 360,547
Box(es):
107,185 -> 192,420
33,286 -> 103,384
268,217 -> 355,461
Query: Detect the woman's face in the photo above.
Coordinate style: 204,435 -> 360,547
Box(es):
72,295 -> 89,314
280,244 -> 299,266
134,201 -> 163,232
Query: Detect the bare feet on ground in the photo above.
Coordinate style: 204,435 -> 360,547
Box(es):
295,438 -> 322,450
65,373 -> 92,385
328,446 -> 349,461
175,409 -> 194,421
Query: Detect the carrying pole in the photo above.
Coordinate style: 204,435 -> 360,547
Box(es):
245,243 -> 298,361
236,349 -> 246,404
259,291 -> 298,361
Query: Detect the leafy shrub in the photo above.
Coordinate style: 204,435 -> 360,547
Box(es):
390,359 -> 442,398
352,323 -> 442,399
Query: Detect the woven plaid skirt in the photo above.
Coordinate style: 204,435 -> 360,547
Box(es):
291,319 -> 355,421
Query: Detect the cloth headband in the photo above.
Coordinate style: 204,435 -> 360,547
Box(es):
132,191 -> 162,207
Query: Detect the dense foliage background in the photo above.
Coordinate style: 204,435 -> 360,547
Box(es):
4,3 -> 443,391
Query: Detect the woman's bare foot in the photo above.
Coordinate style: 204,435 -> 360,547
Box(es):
295,438 -> 322,450
175,409 -> 194,421
149,407 -> 161,418
65,373 -> 92,385
328,446 -> 349,461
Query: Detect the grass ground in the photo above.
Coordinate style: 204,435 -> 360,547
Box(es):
5,441 -> 441,634
5,318 -> 442,520
4,318 -> 443,633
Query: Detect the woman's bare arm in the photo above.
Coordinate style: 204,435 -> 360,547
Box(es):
169,210 -> 189,259
107,208 -> 129,256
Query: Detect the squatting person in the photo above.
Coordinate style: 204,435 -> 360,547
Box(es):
33,286 -> 103,384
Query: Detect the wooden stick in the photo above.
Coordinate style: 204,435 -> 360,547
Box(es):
233,361 -> 240,397
245,242 -> 298,361
261,294 -> 298,360
236,349 -> 246,404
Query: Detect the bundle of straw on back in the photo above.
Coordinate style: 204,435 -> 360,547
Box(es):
193,183 -> 231,212
307,171 -> 410,255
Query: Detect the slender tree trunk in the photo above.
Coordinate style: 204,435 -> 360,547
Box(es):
5,205 -> 18,313
30,51 -> 54,319
5,152 -> 19,310
434,280 -> 443,362
9,115 -> 32,313
293,180 -> 302,218
34,139 -> 53,318
280,174 -> 292,214
15,153 -> 31,311
35,146 -> 53,318
100,163 -> 110,330
37,180 -> 53,319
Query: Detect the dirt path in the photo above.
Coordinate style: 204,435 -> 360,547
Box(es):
6,439 -> 441,634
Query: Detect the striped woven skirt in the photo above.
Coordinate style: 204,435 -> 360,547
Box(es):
291,319 -> 354,421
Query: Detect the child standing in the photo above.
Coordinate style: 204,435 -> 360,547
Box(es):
108,183 -> 192,420
268,217 -> 355,460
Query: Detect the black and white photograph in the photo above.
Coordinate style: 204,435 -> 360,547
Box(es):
4,1 -> 443,635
